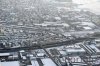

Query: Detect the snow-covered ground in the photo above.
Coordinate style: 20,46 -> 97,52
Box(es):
81,22 -> 96,27
35,22 -> 69,27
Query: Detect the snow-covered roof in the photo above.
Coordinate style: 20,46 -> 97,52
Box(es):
41,58 -> 57,66
0,53 -> 10,56
0,58 -> 57,66
83,26 -> 92,30
69,56 -> 83,62
1,61 -> 19,66
31,58 -> 56,66
66,48 -> 85,53
90,45 -> 100,53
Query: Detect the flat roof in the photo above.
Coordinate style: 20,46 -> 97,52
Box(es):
1,61 -> 19,66
0,58 -> 56,66
0,53 -> 10,56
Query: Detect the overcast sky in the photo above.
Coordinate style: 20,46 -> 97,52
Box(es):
73,0 -> 100,15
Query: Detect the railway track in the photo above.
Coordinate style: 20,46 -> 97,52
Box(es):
0,37 -> 95,53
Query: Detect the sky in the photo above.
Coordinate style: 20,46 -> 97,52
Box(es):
73,0 -> 100,15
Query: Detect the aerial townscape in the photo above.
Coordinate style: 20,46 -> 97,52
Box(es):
0,0 -> 100,66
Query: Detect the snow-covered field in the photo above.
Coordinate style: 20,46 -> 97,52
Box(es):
73,0 -> 100,15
